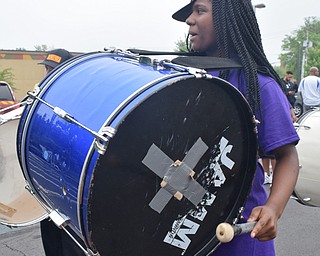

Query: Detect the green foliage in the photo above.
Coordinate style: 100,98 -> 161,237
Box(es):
0,67 -> 16,90
280,17 -> 320,82
34,44 -> 48,51
174,34 -> 189,52
273,66 -> 285,79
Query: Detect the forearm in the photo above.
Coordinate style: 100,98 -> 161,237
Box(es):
265,144 -> 299,219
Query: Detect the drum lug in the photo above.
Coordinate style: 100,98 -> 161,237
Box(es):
158,60 -> 207,77
187,67 -> 207,78
87,249 -> 101,256
252,117 -> 260,134
94,126 -> 117,155
253,117 -> 260,126
26,87 -> 41,104
232,207 -> 245,225
94,139 -> 109,155
49,210 -> 70,228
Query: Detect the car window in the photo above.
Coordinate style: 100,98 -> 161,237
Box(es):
0,84 -> 14,101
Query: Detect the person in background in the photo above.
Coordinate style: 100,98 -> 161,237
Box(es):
298,66 -> 320,112
283,71 -> 298,108
38,49 -> 85,256
260,153 -> 276,185
34,48 -> 73,90
38,48 -> 73,75
172,0 -> 299,255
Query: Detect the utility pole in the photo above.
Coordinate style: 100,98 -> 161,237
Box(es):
301,31 -> 312,79
296,42 -> 302,82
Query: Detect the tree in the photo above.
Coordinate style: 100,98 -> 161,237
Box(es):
273,66 -> 285,79
280,17 -> 320,82
34,44 -> 48,51
0,67 -> 16,90
174,34 -> 189,52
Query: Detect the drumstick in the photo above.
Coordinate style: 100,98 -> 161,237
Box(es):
216,222 -> 257,243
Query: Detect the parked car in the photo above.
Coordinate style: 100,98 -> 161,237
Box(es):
293,92 -> 303,118
0,81 -> 18,114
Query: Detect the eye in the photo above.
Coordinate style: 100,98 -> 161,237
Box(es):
195,5 -> 207,15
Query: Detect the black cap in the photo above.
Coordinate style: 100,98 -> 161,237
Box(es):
172,0 -> 195,22
39,49 -> 73,69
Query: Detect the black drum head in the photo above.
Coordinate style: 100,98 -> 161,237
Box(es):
87,77 -> 257,256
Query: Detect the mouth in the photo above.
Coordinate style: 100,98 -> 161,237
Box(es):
189,32 -> 198,41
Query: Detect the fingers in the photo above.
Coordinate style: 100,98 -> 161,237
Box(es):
247,206 -> 277,241
247,206 -> 262,224
247,207 -> 263,238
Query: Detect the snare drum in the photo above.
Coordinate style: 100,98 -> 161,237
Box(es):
294,108 -> 320,207
17,52 -> 257,256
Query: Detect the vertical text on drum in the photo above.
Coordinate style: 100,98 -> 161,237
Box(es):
143,136 -> 236,254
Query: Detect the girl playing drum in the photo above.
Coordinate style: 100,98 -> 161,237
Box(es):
172,0 -> 299,255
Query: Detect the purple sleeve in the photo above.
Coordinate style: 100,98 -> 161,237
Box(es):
257,74 -> 299,154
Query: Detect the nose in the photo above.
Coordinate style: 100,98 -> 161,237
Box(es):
186,12 -> 195,26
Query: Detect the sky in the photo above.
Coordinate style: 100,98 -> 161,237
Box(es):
1,0 -> 320,65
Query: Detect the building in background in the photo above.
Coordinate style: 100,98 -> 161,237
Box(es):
0,50 -> 80,100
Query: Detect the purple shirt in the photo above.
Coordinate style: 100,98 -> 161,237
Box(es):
209,69 -> 299,256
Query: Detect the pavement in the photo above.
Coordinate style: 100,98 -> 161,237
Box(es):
275,195 -> 320,256
0,224 -> 44,256
1,186 -> 320,256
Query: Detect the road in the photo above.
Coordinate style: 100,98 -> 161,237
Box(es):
0,224 -> 44,256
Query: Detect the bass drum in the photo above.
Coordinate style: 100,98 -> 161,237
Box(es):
294,108 -> 320,207
0,108 -> 47,227
17,52 -> 257,256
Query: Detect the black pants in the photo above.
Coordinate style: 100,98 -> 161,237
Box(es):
40,219 -> 85,256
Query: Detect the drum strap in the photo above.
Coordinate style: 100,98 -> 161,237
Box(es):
171,56 -> 242,70
127,49 -> 242,70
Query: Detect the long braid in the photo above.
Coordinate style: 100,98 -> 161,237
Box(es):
212,0 -> 284,115
229,0 -> 260,112
214,0 -> 230,80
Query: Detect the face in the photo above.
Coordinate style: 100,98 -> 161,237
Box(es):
45,65 -> 54,75
186,0 -> 217,56
310,68 -> 319,76
285,73 -> 293,81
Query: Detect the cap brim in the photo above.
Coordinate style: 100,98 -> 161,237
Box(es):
38,60 -> 58,69
172,2 -> 193,22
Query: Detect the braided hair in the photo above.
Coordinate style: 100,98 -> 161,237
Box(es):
210,0 -> 284,115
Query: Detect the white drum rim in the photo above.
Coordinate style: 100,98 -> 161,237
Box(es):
0,118 -> 48,227
294,108 -> 320,207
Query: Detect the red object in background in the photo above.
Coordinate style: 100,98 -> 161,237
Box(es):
0,81 -> 19,114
